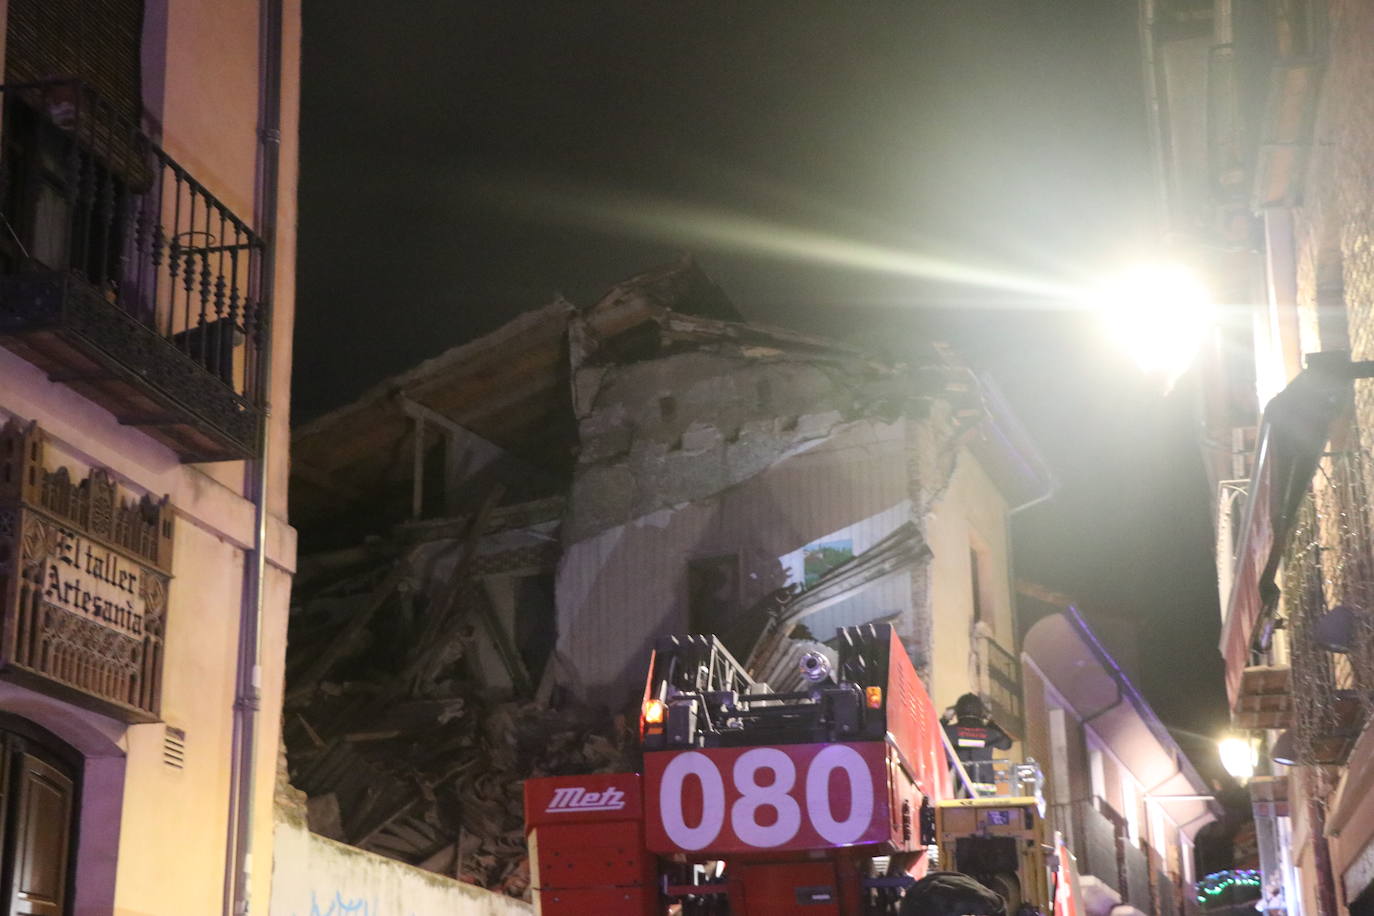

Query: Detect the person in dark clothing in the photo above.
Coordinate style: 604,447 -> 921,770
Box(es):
899,871 -> 1007,916
943,693 -> 1013,791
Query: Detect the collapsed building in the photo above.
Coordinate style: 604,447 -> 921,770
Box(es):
281,259 -> 1053,895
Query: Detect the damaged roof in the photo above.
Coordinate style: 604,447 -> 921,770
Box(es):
290,257 -> 1052,526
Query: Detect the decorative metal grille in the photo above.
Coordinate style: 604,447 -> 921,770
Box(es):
984,636 -> 1024,738
1157,868 -> 1180,916
1281,442 -> 1374,766
1052,798 -> 1122,894
1123,842 -> 1150,907
0,420 -> 171,722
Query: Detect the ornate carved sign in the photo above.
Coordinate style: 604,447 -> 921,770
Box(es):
26,515 -> 156,637
0,419 -> 174,723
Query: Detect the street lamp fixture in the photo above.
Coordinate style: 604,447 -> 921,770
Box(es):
1219,735 -> 1257,781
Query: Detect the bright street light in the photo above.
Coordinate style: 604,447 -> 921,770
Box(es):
1218,735 -> 1257,781
1094,263 -> 1214,384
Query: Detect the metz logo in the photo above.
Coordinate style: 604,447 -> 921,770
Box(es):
545,785 -> 627,813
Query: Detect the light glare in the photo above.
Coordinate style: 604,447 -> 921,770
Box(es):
474,174 -> 1080,301
1096,264 -> 1213,382
1218,736 -> 1256,780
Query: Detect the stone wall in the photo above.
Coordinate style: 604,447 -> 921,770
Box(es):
1296,0 -> 1374,417
1297,3 -> 1374,906
568,347 -> 931,543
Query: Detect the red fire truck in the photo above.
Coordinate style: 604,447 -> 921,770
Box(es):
524,624 -> 1081,916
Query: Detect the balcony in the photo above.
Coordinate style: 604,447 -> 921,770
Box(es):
1053,796 -> 1166,911
1122,840 -> 1150,911
1234,665 -> 1293,730
0,82 -> 267,461
1155,864 -> 1181,916
1249,776 -> 1289,818
982,635 -> 1024,739
1053,797 -> 1123,896
1202,0 -> 1324,213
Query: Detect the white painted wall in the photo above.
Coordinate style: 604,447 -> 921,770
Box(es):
269,821 -> 533,916
557,418 -> 912,697
924,451 -> 1015,712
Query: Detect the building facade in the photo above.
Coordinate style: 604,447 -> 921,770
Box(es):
555,264 -> 1051,723
1146,0 -> 1374,914
1019,588 -> 1218,916
0,2 -> 300,914
281,259 -> 1053,894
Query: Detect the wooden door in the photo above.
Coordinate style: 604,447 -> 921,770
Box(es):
2,739 -> 75,916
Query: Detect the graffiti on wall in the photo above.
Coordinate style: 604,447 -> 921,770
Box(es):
295,890 -> 415,916
272,821 -> 530,916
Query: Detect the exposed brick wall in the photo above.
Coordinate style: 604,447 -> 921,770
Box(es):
1293,0 -> 1374,446
1286,3 -> 1374,909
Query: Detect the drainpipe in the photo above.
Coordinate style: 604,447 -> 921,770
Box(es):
1309,795 -> 1339,916
1138,0 -> 1169,230
1008,485 -> 1056,517
224,0 -> 283,913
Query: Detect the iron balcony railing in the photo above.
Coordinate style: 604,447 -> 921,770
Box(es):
1083,798 -> 1124,894
1123,840 -> 1151,910
1052,794 -> 1168,908
984,636 -> 1024,738
0,80 -> 268,460
1153,852 -> 1182,916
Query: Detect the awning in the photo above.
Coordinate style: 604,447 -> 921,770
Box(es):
1024,610 -> 1220,840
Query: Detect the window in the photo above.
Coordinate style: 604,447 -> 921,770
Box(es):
1149,801 -> 1168,855
513,574 -> 557,686
1088,745 -> 1106,801
1120,772 -> 1140,845
970,545 -> 986,625
802,539 -> 853,588
3,0 -> 146,288
1048,707 -> 1070,806
688,554 -> 746,658
2,92 -> 132,281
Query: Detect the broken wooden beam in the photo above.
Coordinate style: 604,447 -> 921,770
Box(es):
285,555 -> 415,707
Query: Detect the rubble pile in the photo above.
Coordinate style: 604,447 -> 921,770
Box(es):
281,260 -> 1050,901
283,527 -> 632,897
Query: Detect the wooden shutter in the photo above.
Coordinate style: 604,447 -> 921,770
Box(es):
5,0 -> 144,123
4,748 -> 74,916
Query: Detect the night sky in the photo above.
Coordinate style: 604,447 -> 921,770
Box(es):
295,2 -> 1227,771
